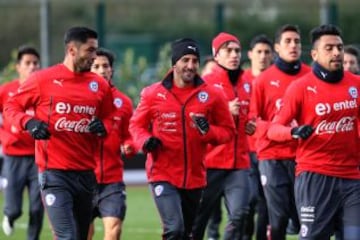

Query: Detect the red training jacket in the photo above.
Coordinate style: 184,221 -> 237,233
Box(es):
0,80 -> 35,155
95,86 -> 133,184
242,69 -> 257,153
203,64 -> 251,169
129,71 -> 235,189
4,64 -> 114,172
268,71 -> 360,179
249,63 -> 310,160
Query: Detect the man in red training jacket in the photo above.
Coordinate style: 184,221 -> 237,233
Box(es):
129,38 -> 235,240
267,24 -> 360,240
88,48 -> 134,240
4,26 -> 114,240
249,24 -> 310,240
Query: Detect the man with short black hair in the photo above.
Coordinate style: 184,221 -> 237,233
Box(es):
267,24 -> 360,240
88,48 -> 134,240
343,45 -> 360,74
0,46 -> 43,239
249,24 -> 310,240
242,34 -> 273,240
4,26 -> 114,240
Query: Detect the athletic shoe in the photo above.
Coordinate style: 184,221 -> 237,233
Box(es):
2,215 -> 13,236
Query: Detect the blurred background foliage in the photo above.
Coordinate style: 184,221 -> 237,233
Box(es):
0,0 -> 359,103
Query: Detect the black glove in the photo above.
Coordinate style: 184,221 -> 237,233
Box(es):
143,137 -> 162,152
193,116 -> 209,135
88,117 -> 106,137
25,119 -> 51,140
291,125 -> 313,140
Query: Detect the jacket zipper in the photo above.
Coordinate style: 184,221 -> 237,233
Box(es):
233,88 -> 239,169
181,105 -> 188,188
99,139 -> 104,183
168,90 -> 200,188
44,96 -> 53,170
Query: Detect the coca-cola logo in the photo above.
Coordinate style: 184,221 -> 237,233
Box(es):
54,117 -> 91,133
315,116 -> 355,135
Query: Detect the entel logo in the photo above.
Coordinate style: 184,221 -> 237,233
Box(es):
56,102 -> 71,114
55,102 -> 96,115
315,99 -> 357,116
315,103 -> 331,116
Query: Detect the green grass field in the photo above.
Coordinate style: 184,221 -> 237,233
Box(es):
0,185 -> 301,240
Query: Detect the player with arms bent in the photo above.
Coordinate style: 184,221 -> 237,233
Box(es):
268,24 -> 360,240
4,26 -> 114,240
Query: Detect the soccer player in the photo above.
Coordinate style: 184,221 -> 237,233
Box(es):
4,26 -> 114,240
249,24 -> 310,240
267,24 -> 360,240
192,32 -> 255,240
0,46 -> 44,239
343,45 -> 360,75
201,55 -> 222,240
201,56 -> 217,76
87,48 -> 134,240
242,34 -> 273,240
129,38 -> 235,240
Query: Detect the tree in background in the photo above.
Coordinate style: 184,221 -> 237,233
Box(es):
0,49 -> 17,84
115,43 -> 171,105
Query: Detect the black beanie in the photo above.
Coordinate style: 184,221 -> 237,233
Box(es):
171,38 -> 200,65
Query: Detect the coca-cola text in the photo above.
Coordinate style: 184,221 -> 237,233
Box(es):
315,116 -> 355,135
54,117 -> 91,133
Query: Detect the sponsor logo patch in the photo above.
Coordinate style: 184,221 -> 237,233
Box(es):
260,175 -> 267,186
300,224 -> 308,237
154,185 -> 164,196
113,98 -> 123,108
270,80 -> 280,88
89,81 -> 99,92
197,91 -> 209,103
349,86 -> 358,98
45,193 -> 56,206
243,83 -> 251,93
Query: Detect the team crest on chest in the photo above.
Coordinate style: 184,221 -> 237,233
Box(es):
198,91 -> 209,103
348,86 -> 358,98
243,83 -> 251,93
113,98 -> 123,108
89,81 -> 99,92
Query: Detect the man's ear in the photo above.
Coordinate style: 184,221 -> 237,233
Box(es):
274,43 -> 280,54
66,42 -> 76,56
247,50 -> 252,61
310,49 -> 317,62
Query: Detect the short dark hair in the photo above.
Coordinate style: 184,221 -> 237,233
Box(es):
64,26 -> 98,45
310,24 -> 342,47
344,45 -> 359,62
202,55 -> 214,65
96,48 -> 116,68
274,24 -> 301,43
249,34 -> 273,50
16,45 -> 40,63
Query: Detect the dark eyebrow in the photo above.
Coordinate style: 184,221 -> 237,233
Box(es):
324,43 -> 343,47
